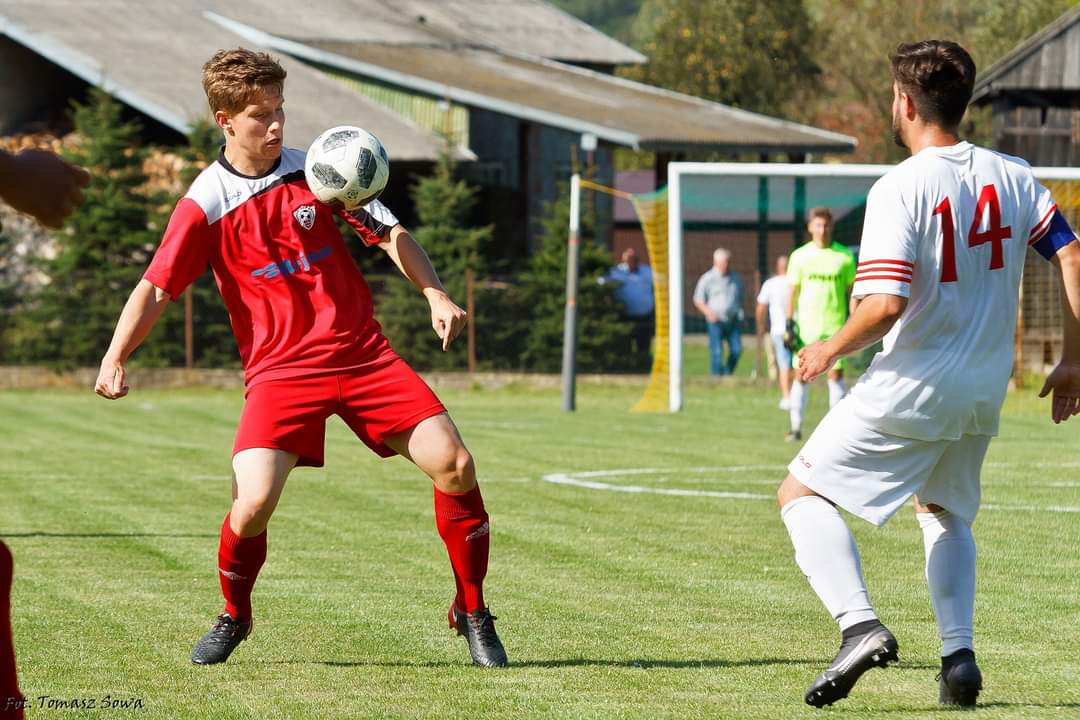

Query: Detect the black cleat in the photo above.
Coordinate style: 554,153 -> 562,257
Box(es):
805,623 -> 899,707
449,605 -> 508,667
191,613 -> 251,665
938,649 -> 982,707
785,431 -> 802,443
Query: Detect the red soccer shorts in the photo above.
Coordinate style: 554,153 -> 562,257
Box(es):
233,356 -> 446,467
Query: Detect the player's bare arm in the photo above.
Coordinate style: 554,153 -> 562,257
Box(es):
94,279 -> 171,399
755,301 -> 768,335
376,224 -> 467,351
0,148 -> 89,229
1038,241 -> 1080,423
797,293 -> 907,383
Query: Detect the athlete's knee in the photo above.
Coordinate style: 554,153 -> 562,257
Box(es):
433,445 -> 476,494
229,499 -> 274,536
777,473 -> 817,508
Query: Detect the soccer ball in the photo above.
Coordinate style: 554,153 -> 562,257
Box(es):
304,126 -> 390,210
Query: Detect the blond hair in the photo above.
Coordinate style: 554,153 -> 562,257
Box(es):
201,48 -> 287,114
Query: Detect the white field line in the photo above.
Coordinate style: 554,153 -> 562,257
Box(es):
543,472 -> 771,500
541,468 -> 1080,513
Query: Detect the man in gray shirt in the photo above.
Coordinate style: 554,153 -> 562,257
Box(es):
693,248 -> 745,375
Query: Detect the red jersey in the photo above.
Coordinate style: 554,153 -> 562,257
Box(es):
145,147 -> 400,386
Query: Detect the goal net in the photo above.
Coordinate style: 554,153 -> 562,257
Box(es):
664,162 -> 1080,412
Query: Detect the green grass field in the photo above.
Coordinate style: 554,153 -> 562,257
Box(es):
1,380 -> 1078,719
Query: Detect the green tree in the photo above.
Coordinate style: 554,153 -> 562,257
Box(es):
15,89 -> 172,367
515,185 -> 640,372
627,0 -> 821,117
805,0 -> 1079,162
151,118 -> 241,368
374,140 -> 494,370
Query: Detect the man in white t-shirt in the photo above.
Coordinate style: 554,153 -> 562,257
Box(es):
775,40 -> 1080,709
756,255 -> 792,408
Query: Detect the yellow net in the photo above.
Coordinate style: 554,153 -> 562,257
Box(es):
579,179 -> 670,412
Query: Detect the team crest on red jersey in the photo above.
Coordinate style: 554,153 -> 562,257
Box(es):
293,204 -> 316,230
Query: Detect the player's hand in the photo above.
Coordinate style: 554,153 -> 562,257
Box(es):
1038,361 -> 1080,424
1,149 -> 90,229
796,340 -> 835,383
704,310 -> 718,324
426,290 -> 467,351
94,357 -> 129,400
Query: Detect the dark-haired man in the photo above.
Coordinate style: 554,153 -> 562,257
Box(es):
776,40 -> 1080,708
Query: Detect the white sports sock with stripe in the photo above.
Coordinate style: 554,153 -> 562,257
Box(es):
918,510 -> 976,656
781,496 -> 878,630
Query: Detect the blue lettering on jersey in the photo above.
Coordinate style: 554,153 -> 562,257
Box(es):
251,245 -> 333,280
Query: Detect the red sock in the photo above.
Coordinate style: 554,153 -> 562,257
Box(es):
217,514 -> 267,623
0,542 -> 24,720
434,486 -> 489,613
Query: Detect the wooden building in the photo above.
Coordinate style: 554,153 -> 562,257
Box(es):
971,5 -> 1080,165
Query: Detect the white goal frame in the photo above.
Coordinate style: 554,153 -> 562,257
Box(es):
666,161 -> 1080,412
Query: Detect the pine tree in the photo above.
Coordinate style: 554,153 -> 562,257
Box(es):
21,89 -> 171,367
149,118 -> 240,367
374,140 -> 493,370
516,185 -> 639,372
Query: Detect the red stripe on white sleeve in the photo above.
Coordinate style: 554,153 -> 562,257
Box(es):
857,262 -> 912,277
1029,204 -> 1056,238
857,258 -> 914,269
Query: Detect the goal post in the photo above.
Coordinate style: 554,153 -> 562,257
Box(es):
666,161 -> 1080,412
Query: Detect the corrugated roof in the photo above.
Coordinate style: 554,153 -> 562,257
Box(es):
0,1 -> 470,160
973,5 -> 1080,101
261,37 -> 856,153
228,0 -> 647,66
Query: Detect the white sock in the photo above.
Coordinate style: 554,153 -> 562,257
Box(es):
782,496 -> 878,630
918,510 -> 976,656
789,380 -> 807,432
828,378 -> 846,407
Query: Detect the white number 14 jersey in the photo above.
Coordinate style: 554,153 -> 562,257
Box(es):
848,141 -> 1076,441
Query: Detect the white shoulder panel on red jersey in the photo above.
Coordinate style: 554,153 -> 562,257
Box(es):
185,147 -> 307,226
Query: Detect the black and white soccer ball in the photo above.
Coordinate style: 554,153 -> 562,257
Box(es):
304,126 -> 390,210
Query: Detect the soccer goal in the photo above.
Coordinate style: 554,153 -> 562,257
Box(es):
664,162 -> 1080,412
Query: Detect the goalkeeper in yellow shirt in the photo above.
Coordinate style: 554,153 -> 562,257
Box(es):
784,207 -> 856,441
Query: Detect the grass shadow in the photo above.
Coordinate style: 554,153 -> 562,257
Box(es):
1,532 -> 215,538
259,657 -> 830,669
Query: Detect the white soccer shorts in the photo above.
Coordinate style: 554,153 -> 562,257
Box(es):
787,399 -> 991,526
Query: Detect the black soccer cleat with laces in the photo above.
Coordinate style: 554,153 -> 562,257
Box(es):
805,621 -> 899,708
938,649 -> 982,707
449,605 -> 508,667
191,613 -> 251,665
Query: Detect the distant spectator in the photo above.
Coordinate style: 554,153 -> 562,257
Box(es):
603,247 -> 655,363
757,255 -> 793,408
693,248 -> 744,376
